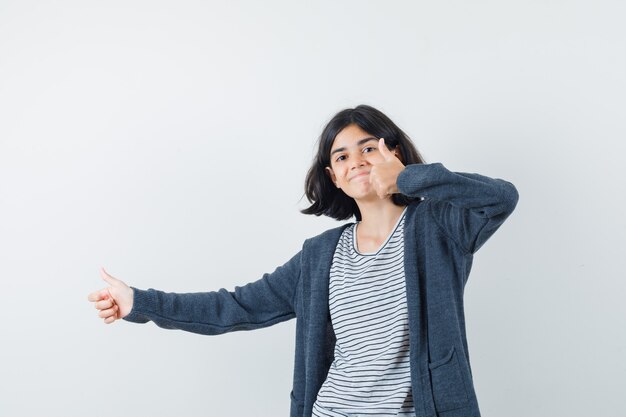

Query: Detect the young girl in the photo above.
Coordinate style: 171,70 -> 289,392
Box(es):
88,104 -> 519,417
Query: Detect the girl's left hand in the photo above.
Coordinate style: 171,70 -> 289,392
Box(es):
369,138 -> 405,199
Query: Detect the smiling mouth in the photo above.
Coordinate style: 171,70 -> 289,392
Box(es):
350,172 -> 370,181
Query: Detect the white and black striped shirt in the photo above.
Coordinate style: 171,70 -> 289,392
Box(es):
313,207 -> 415,417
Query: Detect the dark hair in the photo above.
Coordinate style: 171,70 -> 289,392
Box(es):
301,104 -> 426,221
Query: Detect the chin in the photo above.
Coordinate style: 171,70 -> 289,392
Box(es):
350,191 -> 381,202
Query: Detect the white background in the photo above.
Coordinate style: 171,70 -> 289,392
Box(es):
1,1 -> 625,416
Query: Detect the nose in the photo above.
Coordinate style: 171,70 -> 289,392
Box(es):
349,151 -> 367,170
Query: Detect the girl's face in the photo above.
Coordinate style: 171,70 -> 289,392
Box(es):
325,124 -> 399,201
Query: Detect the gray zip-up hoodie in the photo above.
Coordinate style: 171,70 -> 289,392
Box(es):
124,162 -> 519,417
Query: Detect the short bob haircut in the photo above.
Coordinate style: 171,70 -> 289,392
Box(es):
301,104 -> 426,221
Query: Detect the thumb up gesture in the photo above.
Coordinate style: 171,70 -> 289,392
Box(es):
369,138 -> 405,199
87,268 -> 134,324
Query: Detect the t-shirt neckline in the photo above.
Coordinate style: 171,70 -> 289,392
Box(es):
353,206 -> 408,256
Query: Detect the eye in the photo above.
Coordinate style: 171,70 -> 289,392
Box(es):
335,155 -> 347,163
363,146 -> 376,153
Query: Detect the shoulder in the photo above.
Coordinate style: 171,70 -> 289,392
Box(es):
302,222 -> 352,251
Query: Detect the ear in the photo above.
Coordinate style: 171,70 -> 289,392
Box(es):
325,166 -> 339,188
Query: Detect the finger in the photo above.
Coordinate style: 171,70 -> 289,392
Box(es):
106,290 -> 117,305
368,170 -> 384,199
100,267 -> 120,286
368,166 -> 376,185
99,306 -> 118,319
103,315 -> 116,324
95,298 -> 114,310
87,289 -> 111,302
378,138 -> 395,161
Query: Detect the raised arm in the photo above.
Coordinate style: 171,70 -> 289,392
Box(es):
88,251 -> 302,335
397,162 -> 519,255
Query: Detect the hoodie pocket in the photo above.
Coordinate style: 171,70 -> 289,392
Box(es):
428,346 -> 469,412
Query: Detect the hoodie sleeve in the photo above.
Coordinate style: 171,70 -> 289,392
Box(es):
122,250 -> 302,335
397,162 -> 519,255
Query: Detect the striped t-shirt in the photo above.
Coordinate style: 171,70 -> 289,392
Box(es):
312,207 -> 415,417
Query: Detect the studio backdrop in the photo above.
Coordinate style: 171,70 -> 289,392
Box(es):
0,1 -> 624,416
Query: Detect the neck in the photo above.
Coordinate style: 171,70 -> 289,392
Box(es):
355,198 -> 406,238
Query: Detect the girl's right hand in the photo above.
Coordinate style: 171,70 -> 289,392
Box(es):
87,267 -> 134,324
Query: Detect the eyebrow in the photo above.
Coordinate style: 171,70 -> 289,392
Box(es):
330,137 -> 378,156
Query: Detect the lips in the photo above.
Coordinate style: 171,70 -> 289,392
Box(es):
350,171 -> 370,181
